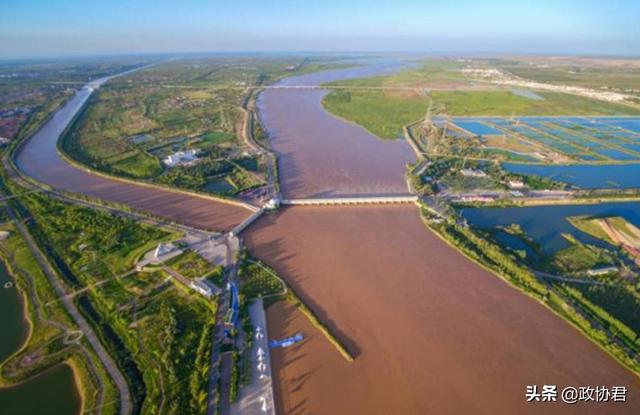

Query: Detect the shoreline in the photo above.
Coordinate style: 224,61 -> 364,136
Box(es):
420,208 -> 640,376
0,257 -> 84,414
0,258 -> 32,383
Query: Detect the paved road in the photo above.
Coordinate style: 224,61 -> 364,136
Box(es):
5,202 -> 133,415
534,270 -> 608,285
219,352 -> 233,415
207,283 -> 230,415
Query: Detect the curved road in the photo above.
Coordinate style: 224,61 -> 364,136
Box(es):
4,202 -> 132,415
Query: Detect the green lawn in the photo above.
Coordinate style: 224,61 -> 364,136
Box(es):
111,150 -> 163,179
167,250 -> 222,280
323,90 -> 427,139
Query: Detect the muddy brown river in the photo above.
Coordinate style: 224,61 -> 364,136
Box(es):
14,61 -> 640,414
14,78 -> 250,232
257,61 -> 416,198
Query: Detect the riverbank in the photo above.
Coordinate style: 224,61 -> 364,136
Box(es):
8,57 -> 640,414
245,205 -> 639,414
454,194 -> 640,208
420,207 -> 640,374
0,229 -> 85,415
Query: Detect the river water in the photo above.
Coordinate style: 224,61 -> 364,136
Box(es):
245,63 -> 640,414
257,61 -> 416,198
14,73 -> 250,233
13,60 -> 640,414
503,162 -> 640,189
461,201 -> 640,254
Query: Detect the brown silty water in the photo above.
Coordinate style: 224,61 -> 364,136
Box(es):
13,61 -> 640,414
247,62 -> 640,414
246,206 -> 639,414
14,81 -> 250,232
257,61 -> 416,198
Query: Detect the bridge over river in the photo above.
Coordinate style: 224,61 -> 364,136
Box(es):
230,195 -> 419,236
281,195 -> 418,206
10,59 -> 640,415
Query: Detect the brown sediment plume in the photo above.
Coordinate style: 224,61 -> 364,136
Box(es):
247,205 -> 639,415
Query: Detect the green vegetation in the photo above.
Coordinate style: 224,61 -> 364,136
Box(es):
228,352 -> 239,404
0,168 -> 120,415
323,89 -> 640,139
423,210 -> 640,373
547,284 -> 640,372
323,88 -> 638,141
60,56 -> 351,197
548,235 -> 616,274
167,250 -> 223,280
111,151 -> 163,179
323,89 -> 427,139
11,187 -> 216,414
238,258 -> 285,299
0,58 -> 151,141
321,58 -> 640,142
0,224 -> 120,415
22,192 -> 170,283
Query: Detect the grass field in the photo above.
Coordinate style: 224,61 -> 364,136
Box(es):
321,58 -> 640,140
323,90 -> 427,139
167,250 -> 222,280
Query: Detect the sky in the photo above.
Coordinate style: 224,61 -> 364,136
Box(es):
1,0 -> 639,58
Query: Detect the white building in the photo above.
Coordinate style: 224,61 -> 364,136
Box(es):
163,149 -> 199,167
190,280 -> 214,298
264,196 -> 281,210
508,180 -> 525,189
460,168 -> 487,178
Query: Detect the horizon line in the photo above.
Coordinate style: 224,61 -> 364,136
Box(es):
2,49 -> 640,63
